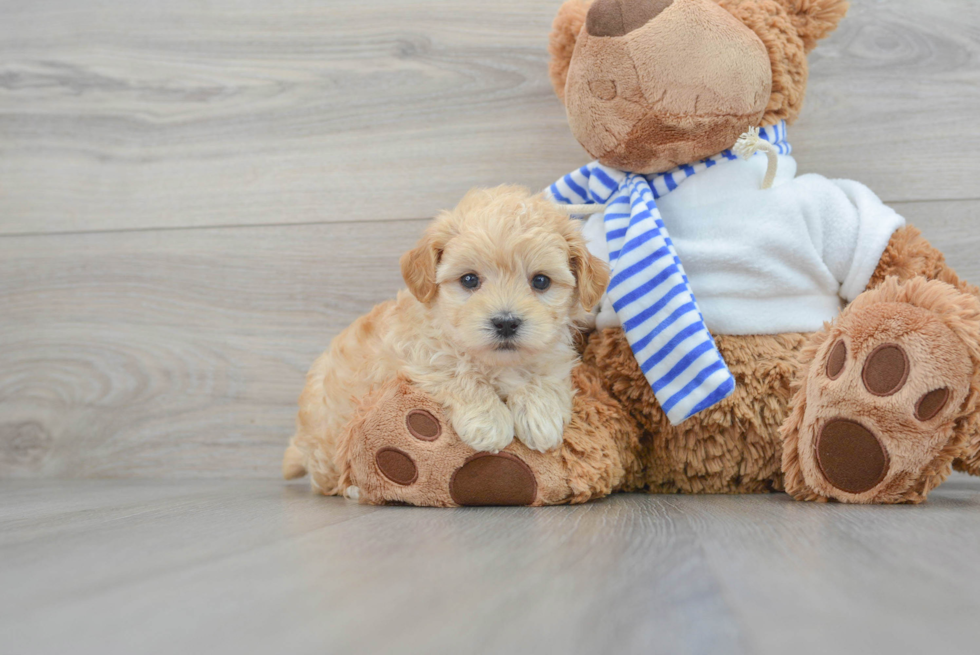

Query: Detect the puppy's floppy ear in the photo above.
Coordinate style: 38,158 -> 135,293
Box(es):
549,0 -> 591,102
401,232 -> 441,305
775,0 -> 849,52
568,235 -> 610,312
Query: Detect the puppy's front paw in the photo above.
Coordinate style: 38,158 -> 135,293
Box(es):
450,401 -> 514,453
510,392 -> 569,453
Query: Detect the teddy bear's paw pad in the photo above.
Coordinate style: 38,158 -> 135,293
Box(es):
375,447 -> 418,486
449,453 -> 538,506
825,339 -> 847,379
815,419 -> 888,495
861,344 -> 910,396
916,388 -> 951,421
405,409 -> 441,441
370,408 -> 444,488
799,300 -> 974,502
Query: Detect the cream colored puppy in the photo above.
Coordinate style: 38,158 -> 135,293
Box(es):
283,186 -> 609,494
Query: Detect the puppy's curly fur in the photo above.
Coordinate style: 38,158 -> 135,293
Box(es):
283,186 -> 609,494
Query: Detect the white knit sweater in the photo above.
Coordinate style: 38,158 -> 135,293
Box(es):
582,154 -> 906,335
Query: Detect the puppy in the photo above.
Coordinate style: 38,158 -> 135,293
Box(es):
283,185 -> 609,493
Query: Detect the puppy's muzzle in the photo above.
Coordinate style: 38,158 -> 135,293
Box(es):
490,313 -> 523,340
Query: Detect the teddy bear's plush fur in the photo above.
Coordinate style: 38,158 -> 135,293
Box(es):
287,0 -> 980,506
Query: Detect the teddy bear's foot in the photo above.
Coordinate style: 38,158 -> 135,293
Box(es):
335,377 -> 575,507
782,277 -> 980,504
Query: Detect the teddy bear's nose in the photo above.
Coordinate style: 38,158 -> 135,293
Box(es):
586,0 -> 674,37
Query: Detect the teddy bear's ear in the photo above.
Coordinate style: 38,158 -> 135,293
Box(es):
776,0 -> 849,52
549,0 -> 591,102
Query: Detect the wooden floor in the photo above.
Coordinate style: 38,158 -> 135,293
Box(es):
3,1 -> 980,652
1,477 -> 980,655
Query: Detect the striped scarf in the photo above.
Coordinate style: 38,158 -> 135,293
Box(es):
548,122 -> 791,425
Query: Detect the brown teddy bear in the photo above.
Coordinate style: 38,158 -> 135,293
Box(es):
286,0 -> 980,505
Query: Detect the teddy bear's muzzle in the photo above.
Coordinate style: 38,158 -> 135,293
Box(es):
565,0 -> 772,174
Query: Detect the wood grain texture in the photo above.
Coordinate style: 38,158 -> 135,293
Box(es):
0,0 -> 979,235
795,0 -> 980,195
2,479 -> 980,655
0,218 -> 425,478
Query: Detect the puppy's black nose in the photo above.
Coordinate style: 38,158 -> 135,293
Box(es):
491,314 -> 522,339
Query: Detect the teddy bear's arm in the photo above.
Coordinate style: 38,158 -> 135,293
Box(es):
869,225 -> 980,298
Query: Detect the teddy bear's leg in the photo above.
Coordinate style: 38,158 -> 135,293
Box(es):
781,276 -> 980,504
868,225 -> 980,482
582,325 -> 804,495
334,366 -> 640,507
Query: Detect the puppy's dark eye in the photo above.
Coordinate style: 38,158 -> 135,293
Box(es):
531,274 -> 551,291
460,273 -> 480,290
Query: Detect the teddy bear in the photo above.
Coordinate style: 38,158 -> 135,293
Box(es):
286,0 -> 980,506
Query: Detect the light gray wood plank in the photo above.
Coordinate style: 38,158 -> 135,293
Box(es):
0,0 -> 577,235
1,479 -> 979,655
795,0 -> 980,195
892,198 -> 980,278
1,0 -> 978,235
2,200 -> 978,479
0,219 -> 425,478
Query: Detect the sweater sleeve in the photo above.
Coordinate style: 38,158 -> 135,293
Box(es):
794,175 -> 905,303
830,179 -> 906,301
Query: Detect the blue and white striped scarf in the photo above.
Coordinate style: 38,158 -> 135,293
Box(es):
548,122 -> 791,425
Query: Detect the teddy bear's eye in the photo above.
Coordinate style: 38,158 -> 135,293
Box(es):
531,274 -> 552,291
460,273 -> 480,290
